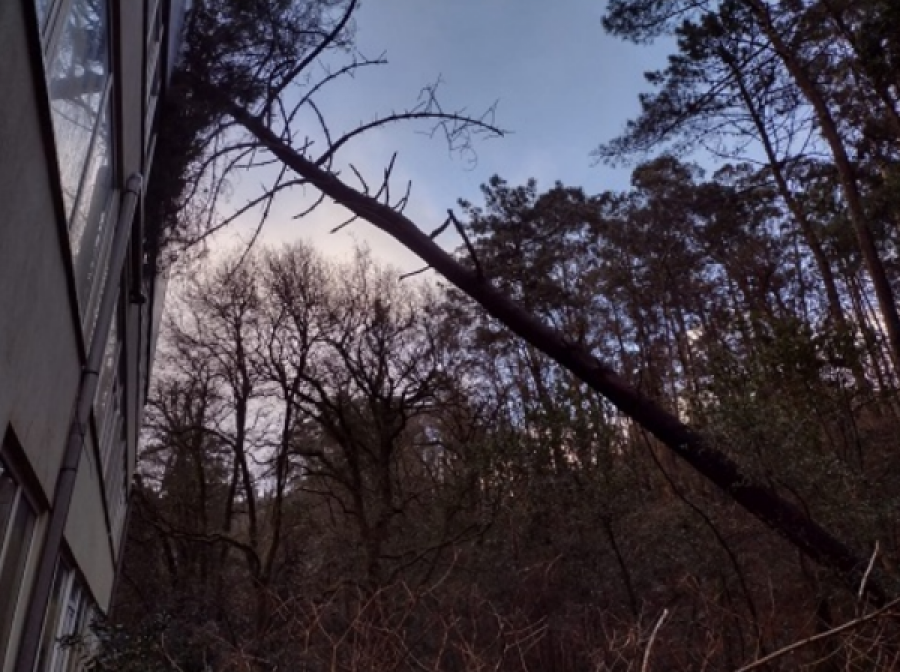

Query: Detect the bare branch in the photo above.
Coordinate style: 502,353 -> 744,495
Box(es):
735,597 -> 900,672
232,163 -> 292,268
448,209 -> 484,280
292,52 -> 388,114
184,176 -> 307,247
399,266 -> 431,281
641,609 -> 669,672
859,541 -> 881,603
427,217 -> 452,240
292,190 -> 327,220
394,180 -> 413,214
263,0 -> 361,111
349,163 -> 369,194
315,111 -> 505,167
330,213 -> 360,234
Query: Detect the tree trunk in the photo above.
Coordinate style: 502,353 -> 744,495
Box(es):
746,0 -> 900,378
722,48 -> 847,328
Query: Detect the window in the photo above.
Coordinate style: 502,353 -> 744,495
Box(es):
80,191 -> 119,343
108,447 -> 128,549
103,432 -> 125,527
94,312 -> 121,451
35,562 -> 68,672
70,96 -> 115,320
35,560 -> 92,672
0,456 -> 38,666
94,304 -> 129,539
144,0 -> 164,152
35,0 -> 53,33
46,0 -> 111,220
43,0 -> 117,327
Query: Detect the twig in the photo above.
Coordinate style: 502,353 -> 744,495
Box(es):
447,210 -> 483,279
394,180 -> 413,213
231,164 -> 291,269
330,213 -> 359,234
315,110 -> 504,167
735,596 -> 900,672
290,53 -> 388,119
428,216 -> 452,240
641,608 -> 669,672
399,266 -> 431,281
374,152 -> 399,204
264,0 -> 360,109
349,163 -> 369,194
858,541 -> 880,602
292,191 -> 326,220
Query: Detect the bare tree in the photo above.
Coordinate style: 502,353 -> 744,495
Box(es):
156,0 -> 890,599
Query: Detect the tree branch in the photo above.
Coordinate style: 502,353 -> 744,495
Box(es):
735,597 -> 900,672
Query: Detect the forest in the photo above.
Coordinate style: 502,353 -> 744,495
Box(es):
91,0 -> 900,669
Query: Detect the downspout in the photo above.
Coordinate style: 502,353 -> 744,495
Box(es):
15,174 -> 143,672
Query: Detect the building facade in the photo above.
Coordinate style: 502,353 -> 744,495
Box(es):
0,0 -> 182,669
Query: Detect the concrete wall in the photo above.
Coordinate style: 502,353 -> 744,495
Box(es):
0,0 -> 82,503
65,440 -> 116,608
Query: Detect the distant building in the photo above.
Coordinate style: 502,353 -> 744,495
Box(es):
0,0 -> 182,669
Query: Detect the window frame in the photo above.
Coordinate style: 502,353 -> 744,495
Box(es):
37,558 -> 93,672
0,443 -> 42,672
69,82 -> 117,309
42,0 -> 114,222
144,0 -> 165,153
38,0 -> 75,56
37,0 -> 122,347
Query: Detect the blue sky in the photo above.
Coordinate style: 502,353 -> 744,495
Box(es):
221,0 -> 672,270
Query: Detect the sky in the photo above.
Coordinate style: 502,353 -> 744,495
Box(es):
213,0 -> 672,273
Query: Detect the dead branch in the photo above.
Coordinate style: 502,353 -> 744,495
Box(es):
641,609 -> 669,672
735,596 -> 900,672
448,209 -> 484,279
263,0 -> 361,111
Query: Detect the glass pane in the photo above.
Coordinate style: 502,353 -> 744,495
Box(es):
0,461 -> 16,546
104,420 -> 123,489
35,0 -> 52,31
71,99 -> 114,313
47,0 -> 110,219
0,494 -> 36,660
64,586 -> 89,672
104,431 -> 123,505
51,579 -> 86,672
94,323 -> 120,454
82,197 -> 118,346
36,561 -> 69,672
